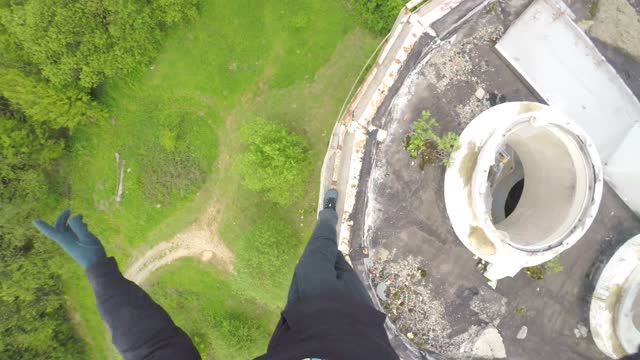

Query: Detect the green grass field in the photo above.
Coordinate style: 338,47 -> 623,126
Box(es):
57,0 -> 380,357
146,258 -> 280,359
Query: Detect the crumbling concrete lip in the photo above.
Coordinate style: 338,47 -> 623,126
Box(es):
444,102 -> 604,280
590,234 -> 640,359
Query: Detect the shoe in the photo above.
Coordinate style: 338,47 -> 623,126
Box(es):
323,189 -> 338,210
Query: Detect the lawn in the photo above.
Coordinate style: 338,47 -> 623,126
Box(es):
57,0 -> 380,358
145,258 -> 280,359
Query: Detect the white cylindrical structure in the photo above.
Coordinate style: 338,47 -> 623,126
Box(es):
590,234 -> 640,359
444,102 -> 603,280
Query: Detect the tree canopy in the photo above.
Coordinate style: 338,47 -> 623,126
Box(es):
0,0 -> 197,89
348,0 -> 406,35
0,0 -> 198,357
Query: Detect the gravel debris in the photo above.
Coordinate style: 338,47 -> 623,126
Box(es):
369,252 -> 497,356
422,40 -> 474,93
420,25 -> 504,127
455,96 -> 490,127
574,323 -> 589,338
369,253 -> 456,353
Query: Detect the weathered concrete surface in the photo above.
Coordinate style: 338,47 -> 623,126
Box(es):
346,1 -> 640,358
568,0 -> 640,99
589,0 -> 640,61
591,36 -> 640,99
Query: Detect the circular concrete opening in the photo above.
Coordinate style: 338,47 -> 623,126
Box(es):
489,145 -> 524,222
485,122 -> 596,251
445,102 -> 603,279
504,179 -> 524,218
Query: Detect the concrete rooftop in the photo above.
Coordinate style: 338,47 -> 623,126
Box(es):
337,0 -> 640,358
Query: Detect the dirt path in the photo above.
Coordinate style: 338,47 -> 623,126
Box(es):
124,204 -> 234,284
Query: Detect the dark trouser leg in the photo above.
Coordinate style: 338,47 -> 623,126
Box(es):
287,209 -> 338,306
335,251 -> 374,306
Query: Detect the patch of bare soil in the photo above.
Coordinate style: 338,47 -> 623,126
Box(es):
124,204 -> 234,284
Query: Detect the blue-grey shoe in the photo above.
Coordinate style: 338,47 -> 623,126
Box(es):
323,189 -> 338,210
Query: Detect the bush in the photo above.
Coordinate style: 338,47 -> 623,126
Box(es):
524,257 -> 564,280
405,111 -> 460,168
235,218 -> 301,306
544,257 -> 564,274
152,0 -> 199,28
348,0 -> 406,35
236,119 -> 310,206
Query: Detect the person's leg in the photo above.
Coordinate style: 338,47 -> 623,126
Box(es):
288,209 -> 339,305
335,251 -> 374,306
286,272 -> 300,305
301,209 -> 338,265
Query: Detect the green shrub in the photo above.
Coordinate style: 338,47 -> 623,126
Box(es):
152,0 -> 199,28
514,307 -> 528,315
524,265 -> 545,280
236,119 -> 310,206
405,111 -> 460,168
348,0 -> 406,35
525,257 -> 564,280
235,218 -> 301,306
544,257 -> 564,274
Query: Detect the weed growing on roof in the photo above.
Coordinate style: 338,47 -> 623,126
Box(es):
525,257 -> 564,280
525,265 -> 545,280
404,111 -> 460,168
590,0 -> 600,18
544,257 -> 564,274
514,307 -> 528,315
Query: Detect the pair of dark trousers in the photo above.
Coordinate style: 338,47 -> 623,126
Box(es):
287,209 -> 373,307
